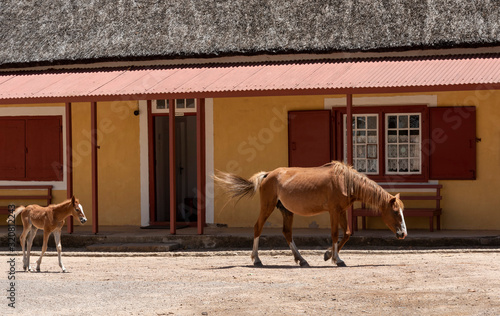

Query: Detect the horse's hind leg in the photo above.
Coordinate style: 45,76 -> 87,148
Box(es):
19,223 -> 31,271
252,197 -> 277,267
279,203 -> 309,267
53,229 -> 66,272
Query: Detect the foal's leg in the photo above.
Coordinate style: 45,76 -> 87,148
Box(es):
25,226 -> 38,272
36,230 -> 51,272
53,229 -> 66,272
252,200 -> 277,267
280,207 -> 309,267
19,224 -> 31,271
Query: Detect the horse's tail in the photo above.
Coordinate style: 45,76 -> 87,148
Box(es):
214,171 -> 268,200
6,206 -> 25,223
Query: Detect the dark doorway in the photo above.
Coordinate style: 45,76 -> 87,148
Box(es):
154,115 -> 198,225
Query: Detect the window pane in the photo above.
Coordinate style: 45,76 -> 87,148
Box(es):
399,144 -> 408,157
410,115 -> 420,128
356,131 -> 366,143
186,99 -> 196,108
388,144 -> 397,158
398,130 -> 408,143
356,117 -> 366,129
356,145 -> 366,158
388,159 -> 398,172
387,130 -> 397,143
367,144 -> 377,158
157,100 -> 166,110
367,116 -> 377,129
398,159 -> 409,172
399,115 -> 408,128
367,159 -> 377,173
410,144 -> 420,157
410,159 -> 420,172
388,116 -> 397,129
367,131 -> 377,143
176,99 -> 185,108
410,130 -> 420,143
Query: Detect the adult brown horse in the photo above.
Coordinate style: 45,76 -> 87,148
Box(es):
214,161 -> 407,267
9,196 -> 87,272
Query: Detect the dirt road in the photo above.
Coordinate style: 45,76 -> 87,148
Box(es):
3,249 -> 499,315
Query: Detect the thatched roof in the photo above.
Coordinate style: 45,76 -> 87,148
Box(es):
1,0 -> 500,68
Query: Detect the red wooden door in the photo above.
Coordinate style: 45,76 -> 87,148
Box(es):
0,119 -> 26,179
429,106 -> 476,180
26,117 -> 63,180
288,110 -> 332,167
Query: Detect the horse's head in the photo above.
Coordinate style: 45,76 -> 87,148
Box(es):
71,196 -> 87,224
381,193 -> 407,239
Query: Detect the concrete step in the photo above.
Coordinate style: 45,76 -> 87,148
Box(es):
86,242 -> 180,252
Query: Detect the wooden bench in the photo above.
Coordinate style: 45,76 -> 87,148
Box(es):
0,185 -> 53,215
353,184 -> 443,232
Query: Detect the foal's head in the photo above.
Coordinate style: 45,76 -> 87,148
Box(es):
70,196 -> 87,224
381,193 -> 407,239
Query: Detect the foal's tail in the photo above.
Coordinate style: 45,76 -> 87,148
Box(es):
5,206 -> 25,223
213,171 -> 268,200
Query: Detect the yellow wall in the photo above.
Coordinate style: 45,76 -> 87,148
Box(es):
0,101 -> 142,226
213,91 -> 500,231
71,101 -> 142,226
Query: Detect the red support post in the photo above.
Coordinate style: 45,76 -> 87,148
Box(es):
65,102 -> 74,233
91,102 -> 99,234
196,98 -> 206,235
346,94 -> 354,234
169,99 -> 176,235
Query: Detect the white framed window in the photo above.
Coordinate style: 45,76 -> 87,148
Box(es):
386,113 -> 421,174
343,114 -> 379,174
152,99 -> 197,114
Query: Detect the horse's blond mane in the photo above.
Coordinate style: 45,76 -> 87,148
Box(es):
329,161 -> 391,211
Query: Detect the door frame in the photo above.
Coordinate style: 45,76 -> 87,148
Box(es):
147,99 -> 206,234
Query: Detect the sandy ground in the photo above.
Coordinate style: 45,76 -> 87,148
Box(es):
3,249 -> 499,315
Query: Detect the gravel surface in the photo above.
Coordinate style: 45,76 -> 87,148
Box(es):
3,249 -> 499,315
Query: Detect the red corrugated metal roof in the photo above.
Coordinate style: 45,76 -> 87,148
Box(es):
1,55 -> 500,103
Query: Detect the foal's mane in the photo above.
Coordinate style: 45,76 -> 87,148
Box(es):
328,161 -> 392,211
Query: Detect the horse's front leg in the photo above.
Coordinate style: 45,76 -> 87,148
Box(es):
53,229 -> 66,272
281,208 -> 309,267
327,210 -> 346,267
36,230 -> 51,272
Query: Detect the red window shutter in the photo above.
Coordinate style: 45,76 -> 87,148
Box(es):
429,106 -> 476,180
288,110 -> 332,167
26,117 -> 63,180
0,119 -> 26,179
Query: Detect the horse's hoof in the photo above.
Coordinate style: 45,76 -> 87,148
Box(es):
324,251 -> 332,261
62,268 -> 67,273
336,261 -> 347,267
300,261 -> 310,268
253,261 -> 263,267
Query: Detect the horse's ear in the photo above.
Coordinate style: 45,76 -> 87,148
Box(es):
71,195 -> 75,204
390,193 -> 400,205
